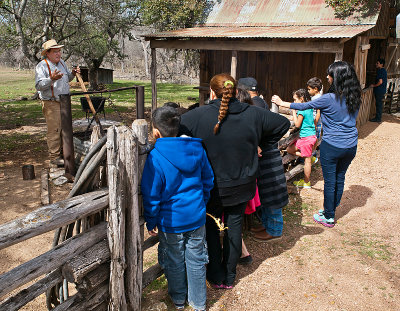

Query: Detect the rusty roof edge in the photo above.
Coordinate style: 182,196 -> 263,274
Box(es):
143,24 -> 375,39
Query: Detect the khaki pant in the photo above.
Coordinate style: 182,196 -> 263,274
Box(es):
42,100 -> 62,159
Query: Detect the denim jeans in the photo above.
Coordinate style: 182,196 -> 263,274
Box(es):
260,206 -> 283,236
206,201 -> 246,286
319,140 -> 357,219
158,225 -> 208,310
374,92 -> 384,121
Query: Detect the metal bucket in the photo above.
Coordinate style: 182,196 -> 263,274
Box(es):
22,165 -> 35,180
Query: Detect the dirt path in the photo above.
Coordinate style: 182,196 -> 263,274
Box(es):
204,113 -> 400,311
1,114 -> 400,310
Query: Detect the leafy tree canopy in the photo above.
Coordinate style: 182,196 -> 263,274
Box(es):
142,0 -> 210,31
325,0 -> 385,18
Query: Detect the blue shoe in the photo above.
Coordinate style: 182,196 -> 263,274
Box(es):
313,213 -> 335,227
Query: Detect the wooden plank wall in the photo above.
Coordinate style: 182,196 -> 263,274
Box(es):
365,2 -> 390,38
356,87 -> 375,128
200,50 -> 335,105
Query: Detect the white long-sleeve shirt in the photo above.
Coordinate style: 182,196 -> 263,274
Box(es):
35,59 -> 74,101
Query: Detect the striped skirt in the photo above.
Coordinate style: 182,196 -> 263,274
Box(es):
257,147 -> 288,209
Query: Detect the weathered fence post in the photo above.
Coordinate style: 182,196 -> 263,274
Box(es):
107,125 -> 141,311
136,86 -> 145,119
60,94 -> 75,176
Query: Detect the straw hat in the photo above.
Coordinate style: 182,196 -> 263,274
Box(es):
41,39 -> 64,56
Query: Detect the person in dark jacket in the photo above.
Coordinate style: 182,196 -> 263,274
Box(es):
238,77 -> 269,109
142,106 -> 214,311
180,73 -> 290,288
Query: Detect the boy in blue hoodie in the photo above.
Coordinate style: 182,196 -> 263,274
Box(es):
141,106 -> 214,311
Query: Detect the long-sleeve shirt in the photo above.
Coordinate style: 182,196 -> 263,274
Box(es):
290,93 -> 358,148
35,59 -> 74,101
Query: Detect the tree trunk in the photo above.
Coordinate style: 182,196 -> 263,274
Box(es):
87,59 -> 103,90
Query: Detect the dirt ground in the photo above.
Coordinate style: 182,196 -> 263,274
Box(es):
1,113 -> 400,310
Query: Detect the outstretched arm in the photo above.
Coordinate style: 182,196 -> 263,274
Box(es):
271,95 -> 291,108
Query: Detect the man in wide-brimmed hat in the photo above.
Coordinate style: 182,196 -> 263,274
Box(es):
35,39 -> 80,166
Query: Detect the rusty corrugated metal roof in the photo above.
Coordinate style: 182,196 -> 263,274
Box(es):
204,0 -> 379,26
145,0 -> 380,40
144,25 -> 375,39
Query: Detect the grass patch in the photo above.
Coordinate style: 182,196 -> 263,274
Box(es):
342,233 -> 393,261
143,275 -> 167,297
92,80 -> 198,108
0,69 -> 36,100
0,132 -> 44,151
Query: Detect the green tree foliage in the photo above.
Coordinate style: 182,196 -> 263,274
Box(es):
142,0 -> 209,31
325,0 -> 384,18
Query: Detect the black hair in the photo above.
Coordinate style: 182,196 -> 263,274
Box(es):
152,106 -> 180,137
293,88 -> 311,102
327,61 -> 361,114
237,87 -> 254,105
163,102 -> 180,109
377,58 -> 385,66
307,77 -> 323,91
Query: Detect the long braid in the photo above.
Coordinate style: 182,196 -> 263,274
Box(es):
211,73 -> 236,135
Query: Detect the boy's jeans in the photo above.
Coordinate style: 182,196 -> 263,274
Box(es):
261,206 -> 283,236
319,140 -> 357,219
158,225 -> 208,310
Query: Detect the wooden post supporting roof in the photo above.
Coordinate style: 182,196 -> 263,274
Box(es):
335,44 -> 344,61
151,48 -> 157,111
231,51 -> 238,79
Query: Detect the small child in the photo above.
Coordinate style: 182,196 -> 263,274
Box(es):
141,106 -> 214,311
289,89 -> 317,189
307,77 -> 323,138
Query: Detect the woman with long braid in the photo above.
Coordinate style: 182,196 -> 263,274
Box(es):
180,73 -> 290,289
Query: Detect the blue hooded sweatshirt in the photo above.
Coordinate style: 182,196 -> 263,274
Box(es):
141,137 -> 214,233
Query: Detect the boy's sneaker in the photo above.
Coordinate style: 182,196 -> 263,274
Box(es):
293,179 -> 311,188
313,213 -> 335,227
311,156 -> 318,164
174,303 -> 185,310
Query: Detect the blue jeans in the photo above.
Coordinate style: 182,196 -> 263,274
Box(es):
260,206 -> 283,236
158,225 -> 208,310
374,92 -> 384,121
320,141 -> 357,219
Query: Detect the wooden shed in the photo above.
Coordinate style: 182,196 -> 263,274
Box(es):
145,0 -> 400,127
77,67 -> 114,84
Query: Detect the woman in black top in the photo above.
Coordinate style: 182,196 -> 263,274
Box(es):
180,73 -> 290,288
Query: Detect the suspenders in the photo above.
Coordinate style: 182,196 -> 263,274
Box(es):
43,59 -> 66,100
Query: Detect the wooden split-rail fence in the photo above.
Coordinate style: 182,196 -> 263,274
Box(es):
0,120 -> 159,311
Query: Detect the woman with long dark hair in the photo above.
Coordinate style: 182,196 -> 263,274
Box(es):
272,61 -> 361,227
180,73 -> 290,288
